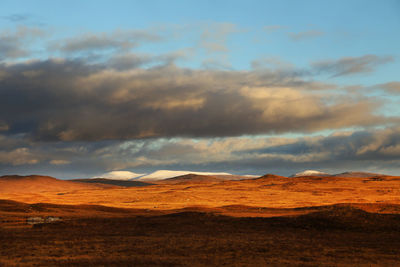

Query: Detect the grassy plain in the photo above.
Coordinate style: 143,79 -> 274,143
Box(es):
1,174 -> 400,266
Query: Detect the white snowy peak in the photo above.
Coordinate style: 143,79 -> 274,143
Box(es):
95,171 -> 145,180
290,170 -> 330,177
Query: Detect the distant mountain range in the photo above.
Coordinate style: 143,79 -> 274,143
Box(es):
94,169 -> 388,181
290,170 -> 387,178
0,170 -> 393,193
0,169 -> 389,193
95,170 -> 257,181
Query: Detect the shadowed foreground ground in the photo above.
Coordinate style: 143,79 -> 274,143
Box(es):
1,201 -> 400,266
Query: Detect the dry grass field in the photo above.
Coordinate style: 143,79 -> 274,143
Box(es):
1,174 -> 400,214
1,174 -> 400,266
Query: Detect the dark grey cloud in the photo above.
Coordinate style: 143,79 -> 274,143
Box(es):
289,30 -> 324,41
312,54 -> 394,77
107,53 -> 153,70
0,59 -> 390,142
1,127 -> 400,178
242,128 -> 400,161
228,127 -> 400,175
0,120 -> 8,131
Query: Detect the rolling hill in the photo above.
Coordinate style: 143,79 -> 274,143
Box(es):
0,175 -> 116,194
137,170 -> 232,181
71,178 -> 153,187
154,174 -> 224,184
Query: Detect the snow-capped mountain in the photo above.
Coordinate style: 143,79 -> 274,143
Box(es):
137,170 -> 232,181
95,171 -> 145,180
290,170 -> 330,177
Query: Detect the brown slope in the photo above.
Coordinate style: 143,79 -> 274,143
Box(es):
70,178 -> 153,187
155,174 -> 224,184
212,174 -> 258,180
0,175 -> 117,194
258,173 -> 287,179
332,172 -> 388,178
239,173 -> 288,183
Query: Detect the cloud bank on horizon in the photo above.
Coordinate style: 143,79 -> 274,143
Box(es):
0,0 -> 399,178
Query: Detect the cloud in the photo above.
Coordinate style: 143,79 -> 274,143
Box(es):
107,49 -> 189,70
375,81 -> 400,94
1,14 -> 45,27
0,59 -> 391,142
0,121 -> 9,131
0,24 -> 397,178
312,54 -> 394,77
251,57 -> 295,71
200,22 -> 242,53
2,127 -> 400,177
168,127 -> 400,170
52,29 -> 162,54
0,26 -> 46,60
201,55 -> 233,70
0,147 -> 38,165
158,127 -> 400,175
289,30 -> 323,41
49,159 -> 70,165
2,14 -> 31,22
243,128 -> 399,159
0,121 -> 399,177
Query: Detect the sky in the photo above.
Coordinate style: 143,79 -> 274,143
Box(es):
0,0 -> 400,178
